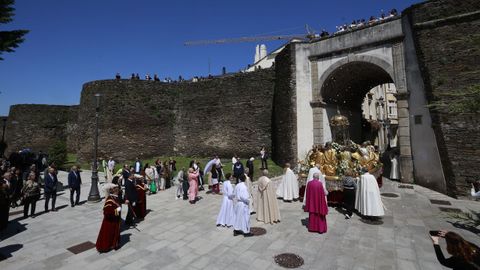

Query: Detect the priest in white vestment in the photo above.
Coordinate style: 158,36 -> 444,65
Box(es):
355,169 -> 385,217
233,174 -> 252,236
276,163 -> 299,201
216,173 -> 235,227
303,164 -> 328,207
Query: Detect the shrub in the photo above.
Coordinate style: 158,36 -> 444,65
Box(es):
48,141 -> 67,169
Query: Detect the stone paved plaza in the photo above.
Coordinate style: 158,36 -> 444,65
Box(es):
1,171 -> 479,270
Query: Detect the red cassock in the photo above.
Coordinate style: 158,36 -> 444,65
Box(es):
304,179 -> 328,233
135,184 -> 147,219
96,196 -> 121,252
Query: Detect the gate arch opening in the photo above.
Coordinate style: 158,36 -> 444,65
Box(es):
318,60 -> 397,149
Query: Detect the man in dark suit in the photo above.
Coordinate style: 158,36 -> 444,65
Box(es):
121,164 -> 130,187
44,167 -> 58,212
124,173 -> 138,226
68,166 -> 82,207
233,158 -> 244,180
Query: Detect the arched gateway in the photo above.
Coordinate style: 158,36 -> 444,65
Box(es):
273,17 -> 446,192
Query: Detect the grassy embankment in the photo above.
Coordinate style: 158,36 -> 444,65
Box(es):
66,154 -> 284,180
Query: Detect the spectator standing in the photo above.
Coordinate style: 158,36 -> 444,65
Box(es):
0,172 -> 11,230
44,167 -> 58,212
21,172 -> 40,218
68,166 -> 82,207
260,147 -> 268,170
342,169 -> 357,219
246,157 -> 254,180
134,157 -> 142,174
233,158 -> 244,180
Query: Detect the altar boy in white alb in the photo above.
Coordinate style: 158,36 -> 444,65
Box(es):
233,174 -> 253,237
216,173 -> 235,227
276,163 -> 299,201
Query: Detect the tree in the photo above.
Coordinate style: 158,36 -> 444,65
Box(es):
48,141 -> 67,170
0,0 -> 28,60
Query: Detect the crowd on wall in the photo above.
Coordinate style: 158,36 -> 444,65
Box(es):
314,9 -> 399,39
114,67 -> 230,84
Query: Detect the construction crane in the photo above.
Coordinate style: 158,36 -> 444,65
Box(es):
184,25 -> 317,46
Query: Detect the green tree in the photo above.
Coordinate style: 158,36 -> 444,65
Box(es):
48,141 -> 67,169
0,0 -> 28,60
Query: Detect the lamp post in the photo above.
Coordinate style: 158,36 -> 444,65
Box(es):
88,93 -> 102,202
378,96 -> 385,151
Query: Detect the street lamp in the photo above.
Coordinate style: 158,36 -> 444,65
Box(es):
88,93 -> 102,202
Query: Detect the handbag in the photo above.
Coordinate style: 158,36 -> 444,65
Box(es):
150,181 -> 157,193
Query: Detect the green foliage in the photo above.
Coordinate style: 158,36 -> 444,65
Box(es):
48,141 -> 67,169
428,84 -> 480,114
0,0 -> 28,60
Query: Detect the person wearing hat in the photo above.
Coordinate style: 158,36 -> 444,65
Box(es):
96,183 -> 122,253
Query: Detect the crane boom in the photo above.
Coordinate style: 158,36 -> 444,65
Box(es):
184,34 -> 307,46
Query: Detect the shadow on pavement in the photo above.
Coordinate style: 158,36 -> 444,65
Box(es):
120,233 -> 131,248
0,244 -> 23,261
0,220 -> 27,242
301,218 -> 309,227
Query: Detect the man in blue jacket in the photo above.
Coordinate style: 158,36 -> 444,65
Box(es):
68,166 -> 82,207
44,167 -> 58,212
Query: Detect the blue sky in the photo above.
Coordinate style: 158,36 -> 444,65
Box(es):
0,0 -> 420,115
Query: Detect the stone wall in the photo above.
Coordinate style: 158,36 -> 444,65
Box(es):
5,104 -> 78,154
272,44 -> 297,165
74,69 -> 275,162
406,0 -> 480,197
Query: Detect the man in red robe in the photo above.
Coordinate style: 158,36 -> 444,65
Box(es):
135,178 -> 147,220
96,184 -> 122,252
304,172 -> 328,233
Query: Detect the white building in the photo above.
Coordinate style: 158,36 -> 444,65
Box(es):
362,83 -> 399,150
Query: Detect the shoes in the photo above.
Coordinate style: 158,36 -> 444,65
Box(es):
244,233 -> 254,237
71,204 -> 75,207
345,214 -> 351,219
52,209 -> 58,212
233,230 -> 242,236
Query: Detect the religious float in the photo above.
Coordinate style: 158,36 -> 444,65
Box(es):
297,111 -> 383,204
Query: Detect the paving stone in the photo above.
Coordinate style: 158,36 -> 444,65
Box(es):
2,176 -> 477,270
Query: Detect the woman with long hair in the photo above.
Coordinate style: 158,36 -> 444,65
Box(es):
430,230 -> 480,270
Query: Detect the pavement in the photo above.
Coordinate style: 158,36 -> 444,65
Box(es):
0,170 -> 479,270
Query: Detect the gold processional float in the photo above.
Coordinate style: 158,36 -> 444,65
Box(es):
297,111 -> 383,203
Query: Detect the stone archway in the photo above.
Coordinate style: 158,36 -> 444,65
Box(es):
310,53 -> 414,183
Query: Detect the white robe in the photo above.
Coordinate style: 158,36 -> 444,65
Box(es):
303,167 -> 328,206
216,180 -> 235,226
390,156 -> 400,180
355,172 -> 385,217
233,182 -> 250,233
276,168 -> 299,200
245,174 -> 254,213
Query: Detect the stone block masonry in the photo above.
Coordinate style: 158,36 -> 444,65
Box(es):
406,0 -> 480,197
5,104 -> 78,154
73,69 -> 275,162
